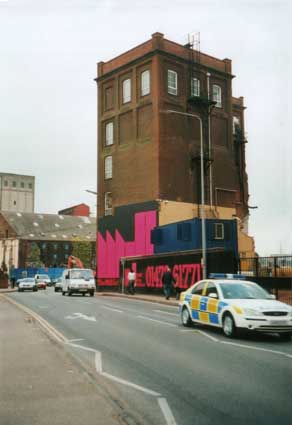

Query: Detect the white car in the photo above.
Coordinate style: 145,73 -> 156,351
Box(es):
54,278 -> 63,292
18,278 -> 38,292
62,268 -> 95,297
179,276 -> 292,340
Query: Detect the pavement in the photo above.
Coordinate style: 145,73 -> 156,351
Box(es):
0,295 -> 140,425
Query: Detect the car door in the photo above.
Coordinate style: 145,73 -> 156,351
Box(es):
205,282 -> 220,326
189,281 -> 208,322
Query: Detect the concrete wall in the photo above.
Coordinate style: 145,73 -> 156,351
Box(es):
0,239 -> 19,268
0,174 -> 35,213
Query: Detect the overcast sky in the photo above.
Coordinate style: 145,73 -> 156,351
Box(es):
0,0 -> 291,256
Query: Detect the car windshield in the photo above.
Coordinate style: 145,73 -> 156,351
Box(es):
38,275 -> 49,279
69,270 -> 93,280
219,282 -> 270,300
22,279 -> 34,282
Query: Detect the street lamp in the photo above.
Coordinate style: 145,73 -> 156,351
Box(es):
162,109 -> 207,279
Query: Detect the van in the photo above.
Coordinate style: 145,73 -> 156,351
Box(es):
61,268 -> 95,297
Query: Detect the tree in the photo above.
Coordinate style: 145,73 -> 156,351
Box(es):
72,241 -> 93,269
27,242 -> 42,267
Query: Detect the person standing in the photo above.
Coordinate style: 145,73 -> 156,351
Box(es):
127,266 -> 136,295
162,266 -> 176,300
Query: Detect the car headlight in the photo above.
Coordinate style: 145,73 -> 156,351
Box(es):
243,308 -> 263,317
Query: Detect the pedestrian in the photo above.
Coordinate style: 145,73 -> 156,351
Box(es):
162,266 -> 176,300
127,266 -> 136,295
173,281 -> 181,300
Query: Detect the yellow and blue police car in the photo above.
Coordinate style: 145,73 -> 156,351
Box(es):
179,274 -> 292,340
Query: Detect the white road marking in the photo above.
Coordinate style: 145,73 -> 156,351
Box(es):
102,306 -> 124,314
158,397 -> 178,425
65,312 -> 96,322
153,309 -> 177,317
137,315 -> 177,327
221,340 -> 292,359
69,343 -> 161,396
68,343 -> 99,353
67,338 -> 84,343
102,372 -> 161,396
197,330 -> 219,342
95,352 -> 103,373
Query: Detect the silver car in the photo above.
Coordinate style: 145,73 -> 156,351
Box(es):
18,278 -> 38,292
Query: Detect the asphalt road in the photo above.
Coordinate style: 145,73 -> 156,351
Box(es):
8,289 -> 292,425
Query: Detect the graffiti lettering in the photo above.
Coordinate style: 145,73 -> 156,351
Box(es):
145,263 -> 201,289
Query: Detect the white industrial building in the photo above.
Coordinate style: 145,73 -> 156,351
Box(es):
0,172 -> 35,213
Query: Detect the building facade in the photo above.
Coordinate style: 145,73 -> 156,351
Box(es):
96,32 -> 249,223
95,33 -> 254,286
0,211 -> 96,268
58,203 -> 90,217
0,173 -> 35,213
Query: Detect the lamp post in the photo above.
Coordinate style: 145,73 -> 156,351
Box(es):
85,189 -> 98,286
162,109 -> 207,279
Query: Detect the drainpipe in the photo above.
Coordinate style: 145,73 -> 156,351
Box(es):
206,72 -> 213,208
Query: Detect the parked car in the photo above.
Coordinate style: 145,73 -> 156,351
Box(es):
17,278 -> 38,292
179,274 -> 292,340
54,278 -> 63,292
34,274 -> 50,290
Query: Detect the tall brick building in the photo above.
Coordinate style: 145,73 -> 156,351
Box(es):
95,33 -> 253,286
96,32 -> 249,223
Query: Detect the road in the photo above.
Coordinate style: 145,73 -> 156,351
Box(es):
7,289 -> 292,425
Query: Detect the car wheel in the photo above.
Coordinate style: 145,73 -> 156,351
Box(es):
68,289 -> 71,296
181,307 -> 192,327
54,288 -> 57,292
18,288 -> 21,292
82,293 -> 85,297
222,313 -> 237,338
279,332 -> 291,341
62,291 -> 65,296
90,291 -> 94,297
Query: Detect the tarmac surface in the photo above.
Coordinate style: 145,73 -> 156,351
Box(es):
0,295 -> 144,425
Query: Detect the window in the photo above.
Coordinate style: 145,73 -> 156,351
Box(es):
4,180 -> 8,187
205,283 -> 219,298
151,228 -> 163,245
21,182 -> 25,188
191,281 -> 205,295
212,85 -> 222,107
191,78 -> 200,97
42,243 -> 46,249
233,116 -> 240,134
104,156 -> 112,179
12,181 -> 17,188
122,78 -> 131,104
141,70 -> 150,96
13,201 -> 16,205
64,243 -> 69,250
214,223 -> 224,240
53,243 -> 58,250
105,122 -> 114,146
104,192 -> 112,216
177,223 -> 191,241
167,70 -> 178,95
28,183 -> 33,189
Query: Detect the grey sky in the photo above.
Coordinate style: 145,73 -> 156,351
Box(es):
0,0 -> 291,256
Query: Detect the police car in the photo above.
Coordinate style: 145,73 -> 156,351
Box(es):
179,274 -> 292,340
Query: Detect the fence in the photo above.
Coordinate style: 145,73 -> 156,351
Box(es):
239,256 -> 292,305
12,267 -> 65,281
